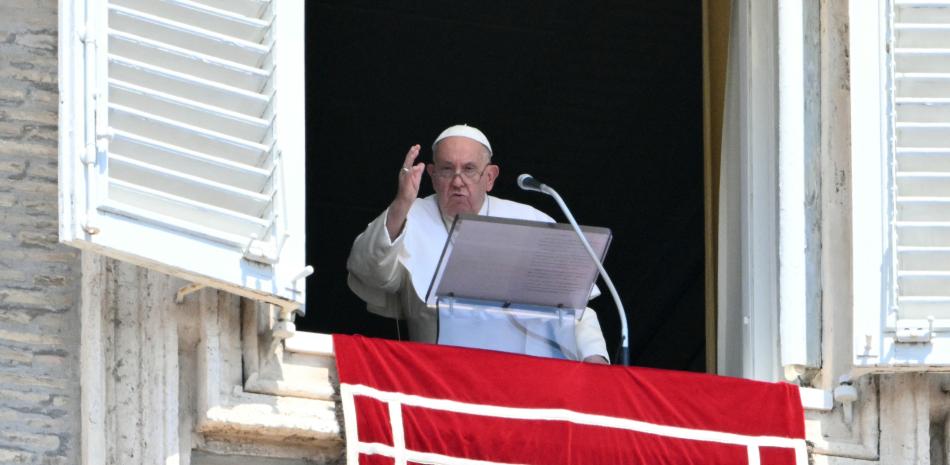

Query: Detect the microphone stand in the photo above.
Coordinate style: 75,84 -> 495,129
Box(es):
525,179 -> 630,366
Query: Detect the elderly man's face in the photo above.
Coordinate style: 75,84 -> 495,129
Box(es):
427,136 -> 499,218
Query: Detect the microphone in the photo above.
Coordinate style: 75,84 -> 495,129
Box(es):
517,173 -> 545,193
517,173 -> 630,366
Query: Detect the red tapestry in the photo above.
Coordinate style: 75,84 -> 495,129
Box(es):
334,334 -> 807,465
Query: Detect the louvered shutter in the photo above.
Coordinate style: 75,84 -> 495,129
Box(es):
852,0 -> 950,368
59,0 -> 308,309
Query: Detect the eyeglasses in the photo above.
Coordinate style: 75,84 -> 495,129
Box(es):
432,164 -> 491,182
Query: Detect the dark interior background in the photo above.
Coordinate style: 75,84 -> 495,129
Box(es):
301,1 -> 706,371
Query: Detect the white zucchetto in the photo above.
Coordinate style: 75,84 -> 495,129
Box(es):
432,124 -> 492,157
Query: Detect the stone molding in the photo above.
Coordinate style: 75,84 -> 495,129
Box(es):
79,253 -> 342,465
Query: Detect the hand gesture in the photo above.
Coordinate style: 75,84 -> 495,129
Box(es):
395,144 -> 425,205
386,144 -> 425,239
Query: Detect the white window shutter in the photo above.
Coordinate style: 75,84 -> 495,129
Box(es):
59,0 -> 309,309
851,0 -> 950,369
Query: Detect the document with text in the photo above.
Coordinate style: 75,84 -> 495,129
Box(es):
426,214 -> 612,311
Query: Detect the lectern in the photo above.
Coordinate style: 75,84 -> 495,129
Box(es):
425,214 -> 611,359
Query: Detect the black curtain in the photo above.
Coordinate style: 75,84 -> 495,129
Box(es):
302,1 -> 705,371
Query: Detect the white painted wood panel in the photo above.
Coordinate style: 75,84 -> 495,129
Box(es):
59,0 -> 308,309
852,0 -> 950,369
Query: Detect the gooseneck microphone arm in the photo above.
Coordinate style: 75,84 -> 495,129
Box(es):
517,174 -> 630,366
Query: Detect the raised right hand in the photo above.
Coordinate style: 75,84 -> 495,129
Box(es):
386,144 -> 425,239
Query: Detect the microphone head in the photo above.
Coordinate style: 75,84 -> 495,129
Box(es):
517,173 -> 543,192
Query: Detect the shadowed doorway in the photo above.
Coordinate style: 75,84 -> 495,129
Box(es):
301,1 -> 705,371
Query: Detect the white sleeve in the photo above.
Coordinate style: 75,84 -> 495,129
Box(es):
346,208 -> 409,315
575,308 -> 610,362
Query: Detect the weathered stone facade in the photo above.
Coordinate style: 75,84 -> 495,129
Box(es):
0,1 -> 81,463
2,1 -> 342,462
0,1 -> 948,464
77,255 -> 342,464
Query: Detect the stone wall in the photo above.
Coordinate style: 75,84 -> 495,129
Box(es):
0,1 -> 82,464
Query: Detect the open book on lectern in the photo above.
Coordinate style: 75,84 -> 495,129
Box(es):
424,213 -> 612,359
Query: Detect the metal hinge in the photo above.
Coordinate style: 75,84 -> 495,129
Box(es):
895,317 -> 934,343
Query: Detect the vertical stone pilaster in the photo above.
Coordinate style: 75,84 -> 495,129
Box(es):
81,254 -> 184,465
80,252 -> 106,465
879,374 -> 932,465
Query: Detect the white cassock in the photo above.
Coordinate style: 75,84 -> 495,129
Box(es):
346,194 -> 610,361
